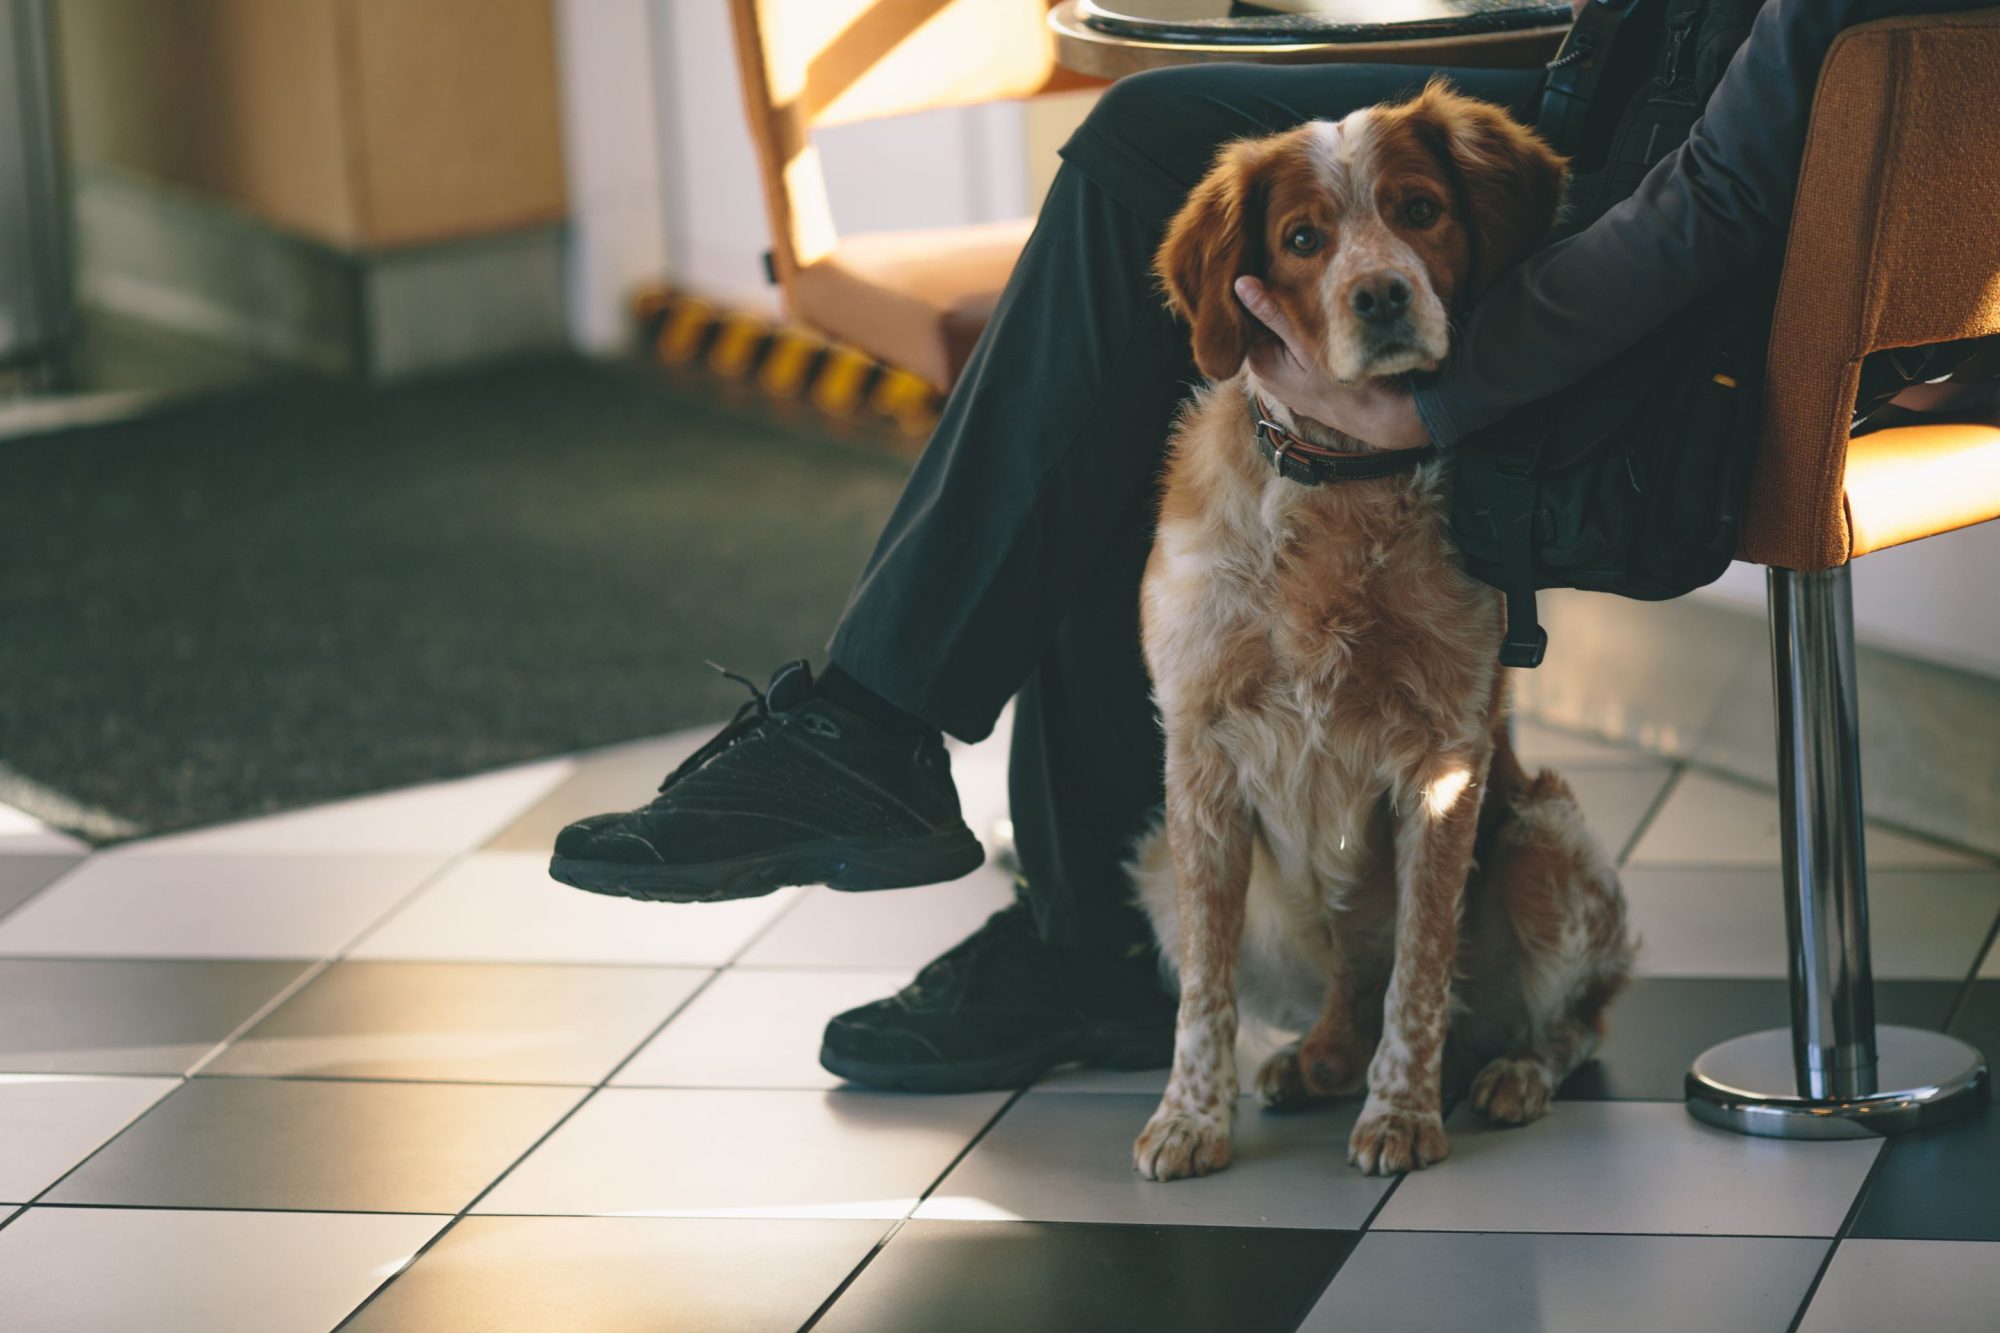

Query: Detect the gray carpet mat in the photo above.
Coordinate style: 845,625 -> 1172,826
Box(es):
0,357 -> 909,842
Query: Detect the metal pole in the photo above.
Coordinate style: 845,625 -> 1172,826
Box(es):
1767,565 -> 1878,1099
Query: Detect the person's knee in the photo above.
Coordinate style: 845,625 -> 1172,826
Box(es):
1079,64 -> 1246,169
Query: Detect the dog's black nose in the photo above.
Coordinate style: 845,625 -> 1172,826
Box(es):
1350,272 -> 1412,324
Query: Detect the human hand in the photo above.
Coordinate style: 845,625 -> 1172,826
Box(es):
1233,276 -> 1431,451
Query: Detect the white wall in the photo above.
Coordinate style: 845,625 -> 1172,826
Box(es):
1698,518 -> 2000,677
553,0 -> 670,352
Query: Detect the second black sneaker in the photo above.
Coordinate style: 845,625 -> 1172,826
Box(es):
549,660 -> 984,904
819,901 -> 1178,1092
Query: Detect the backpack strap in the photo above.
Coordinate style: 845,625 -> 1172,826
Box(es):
1489,441 -> 1548,669
1590,0 -> 1707,203
1534,0 -> 1644,155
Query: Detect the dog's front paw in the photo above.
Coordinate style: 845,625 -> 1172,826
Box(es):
1470,1056 -> 1556,1125
1134,1109 -> 1232,1181
1348,1102 -> 1448,1175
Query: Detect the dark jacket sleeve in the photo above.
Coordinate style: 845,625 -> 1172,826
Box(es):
1413,0 -> 1984,447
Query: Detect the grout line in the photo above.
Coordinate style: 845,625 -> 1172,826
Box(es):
1782,1136 -> 1896,1333
798,1085 -> 1032,1333
1614,763 -> 1685,868
1669,753 -> 2000,868
0,854 -> 91,930
329,965 -> 732,1330
18,840 -> 514,1210
11,1201 -> 453,1218
1938,909 -> 2000,1036
181,850 -> 480,1079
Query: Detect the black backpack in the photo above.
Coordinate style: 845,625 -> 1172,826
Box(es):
1448,0 -> 1775,667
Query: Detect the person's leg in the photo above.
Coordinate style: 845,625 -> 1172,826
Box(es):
829,62 -> 1550,747
815,62 -> 1550,1089
894,62 -> 1549,957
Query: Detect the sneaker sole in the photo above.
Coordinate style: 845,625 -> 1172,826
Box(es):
548,828 -> 985,905
816,1023 -> 1175,1094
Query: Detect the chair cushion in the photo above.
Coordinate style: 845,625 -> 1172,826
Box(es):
1845,421 -> 2000,559
788,218 -> 1034,388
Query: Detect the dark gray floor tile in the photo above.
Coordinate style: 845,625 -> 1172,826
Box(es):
0,959 -> 310,1074
1849,1103 -> 2000,1242
0,856 -> 80,923
44,1077 -> 580,1213
1561,979 -> 1959,1102
1949,979 -> 2000,1060
345,1216 -> 887,1332
205,960 -> 706,1084
813,1220 -> 1358,1333
1302,1232 -> 1828,1333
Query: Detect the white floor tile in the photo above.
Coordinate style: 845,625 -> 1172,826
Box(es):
0,851 -> 447,959
135,760 -> 576,857
1304,1232 -> 1829,1333
1566,765 -> 1677,860
476,1087 -> 1007,1220
0,1207 -> 443,1333
914,1092 -> 1390,1229
946,708 -> 1014,855
1622,866 -> 2000,979
1373,1101 -> 1880,1237
1033,1022 -> 1289,1096
483,732 -> 714,852
350,851 -> 800,966
1514,719 -> 1651,768
736,871 -> 1015,969
615,968 -> 911,1090
0,803 -> 89,857
1627,771 -> 1982,868
0,1075 -> 179,1202
1797,1240 -> 2000,1333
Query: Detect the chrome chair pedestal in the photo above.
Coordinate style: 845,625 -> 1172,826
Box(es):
1687,1026 -> 1987,1140
1683,566 -> 1990,1139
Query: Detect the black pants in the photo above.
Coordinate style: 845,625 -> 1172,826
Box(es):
828,62 -> 1545,953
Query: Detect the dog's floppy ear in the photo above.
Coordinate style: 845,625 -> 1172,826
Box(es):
1155,138 -> 1271,381
1409,79 -> 1569,299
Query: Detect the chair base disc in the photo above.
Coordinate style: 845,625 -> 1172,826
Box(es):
1685,1026 -> 1989,1140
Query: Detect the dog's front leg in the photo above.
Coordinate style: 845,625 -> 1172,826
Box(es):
1134,731 -> 1251,1182
1349,756 -> 1484,1175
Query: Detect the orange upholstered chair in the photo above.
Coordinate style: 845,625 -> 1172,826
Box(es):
728,0 -> 1099,389
1685,9 -> 1998,1140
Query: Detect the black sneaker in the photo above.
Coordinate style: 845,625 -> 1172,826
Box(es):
818,902 -> 1177,1092
549,661 -> 984,903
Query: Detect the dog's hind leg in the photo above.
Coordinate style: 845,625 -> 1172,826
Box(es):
1470,770 -> 1634,1126
1470,959 -> 1629,1123
1257,973 -> 1380,1109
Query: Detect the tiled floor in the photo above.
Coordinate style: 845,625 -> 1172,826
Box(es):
0,719 -> 1995,1332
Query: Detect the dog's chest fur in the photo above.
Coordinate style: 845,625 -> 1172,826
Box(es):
1143,377 -> 1502,884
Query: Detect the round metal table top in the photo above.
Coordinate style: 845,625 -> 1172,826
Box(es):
1050,0 -> 1571,76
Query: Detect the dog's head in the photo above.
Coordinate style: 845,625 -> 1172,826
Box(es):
1156,81 -> 1568,383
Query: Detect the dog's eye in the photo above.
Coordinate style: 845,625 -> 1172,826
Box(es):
1285,224 -> 1322,256
1403,198 -> 1441,227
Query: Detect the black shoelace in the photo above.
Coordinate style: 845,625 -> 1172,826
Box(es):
655,662 -> 776,795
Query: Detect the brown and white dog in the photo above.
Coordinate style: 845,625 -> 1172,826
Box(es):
1130,83 -> 1635,1181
